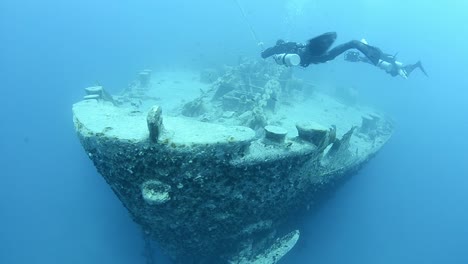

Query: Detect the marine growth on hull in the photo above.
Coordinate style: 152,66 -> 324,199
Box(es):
73,59 -> 393,263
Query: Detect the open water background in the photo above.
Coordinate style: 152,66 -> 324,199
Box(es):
1,1 -> 467,263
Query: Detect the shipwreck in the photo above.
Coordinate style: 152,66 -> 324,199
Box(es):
73,59 -> 393,263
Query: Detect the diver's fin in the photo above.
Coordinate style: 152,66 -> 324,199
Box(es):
307,32 -> 337,56
417,61 -> 428,77
398,69 -> 409,79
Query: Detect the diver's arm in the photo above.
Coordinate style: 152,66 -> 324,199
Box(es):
261,42 -> 300,59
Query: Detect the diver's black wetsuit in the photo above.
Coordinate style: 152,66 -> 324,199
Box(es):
261,32 -> 382,67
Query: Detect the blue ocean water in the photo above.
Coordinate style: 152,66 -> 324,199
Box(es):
1,0 -> 467,263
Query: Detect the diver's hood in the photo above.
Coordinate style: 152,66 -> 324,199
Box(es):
306,32 -> 337,56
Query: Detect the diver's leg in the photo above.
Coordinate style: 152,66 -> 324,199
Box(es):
324,40 -> 382,65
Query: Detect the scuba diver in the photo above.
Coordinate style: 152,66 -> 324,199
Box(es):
260,32 -> 382,67
344,41 -> 428,78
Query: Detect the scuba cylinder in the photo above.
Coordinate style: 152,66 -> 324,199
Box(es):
273,53 -> 301,67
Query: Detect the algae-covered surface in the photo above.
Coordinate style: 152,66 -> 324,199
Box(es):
73,60 -> 393,263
